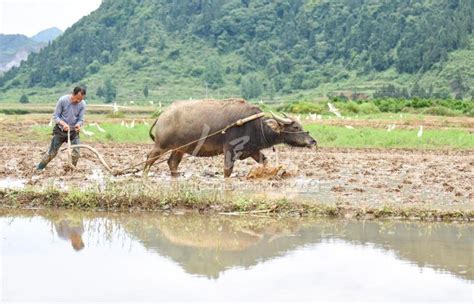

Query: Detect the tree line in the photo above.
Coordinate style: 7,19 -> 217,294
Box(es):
0,0 -> 472,100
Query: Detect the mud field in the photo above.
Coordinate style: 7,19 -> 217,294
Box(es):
1,140 -> 472,210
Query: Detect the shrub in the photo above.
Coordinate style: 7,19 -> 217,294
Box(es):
340,101 -> 359,114
277,101 -> 326,114
408,98 -> 432,108
0,109 -> 29,115
438,99 -> 473,113
19,94 -> 29,104
373,99 -> 409,112
421,106 -> 459,117
357,102 -> 381,114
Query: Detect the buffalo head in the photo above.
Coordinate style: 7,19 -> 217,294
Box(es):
268,112 -> 317,148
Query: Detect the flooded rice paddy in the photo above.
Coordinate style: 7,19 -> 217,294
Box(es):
1,210 -> 472,301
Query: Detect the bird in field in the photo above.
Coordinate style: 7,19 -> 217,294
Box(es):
90,123 -> 106,133
328,103 -> 342,118
82,129 -> 94,136
417,125 -> 423,137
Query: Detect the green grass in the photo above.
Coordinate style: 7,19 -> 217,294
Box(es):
1,183 -> 472,221
306,124 -> 474,149
33,121 -> 474,149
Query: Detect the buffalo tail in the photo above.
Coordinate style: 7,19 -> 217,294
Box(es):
149,118 -> 159,142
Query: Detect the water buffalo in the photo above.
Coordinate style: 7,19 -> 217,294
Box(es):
144,99 -> 317,177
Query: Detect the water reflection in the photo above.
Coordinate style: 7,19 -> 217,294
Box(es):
122,215 -> 302,278
53,215 -> 85,251
121,214 -> 473,281
2,210 -> 472,282
2,211 -> 474,302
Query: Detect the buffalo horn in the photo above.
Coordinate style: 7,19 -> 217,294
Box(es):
270,111 -> 292,125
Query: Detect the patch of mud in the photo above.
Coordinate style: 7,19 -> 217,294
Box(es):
0,141 -> 473,209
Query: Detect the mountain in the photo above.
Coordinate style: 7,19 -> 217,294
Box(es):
0,28 -> 62,74
30,27 -> 63,43
0,34 -> 43,73
0,0 -> 472,102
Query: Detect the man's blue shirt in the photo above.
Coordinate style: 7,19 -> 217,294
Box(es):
53,95 -> 86,128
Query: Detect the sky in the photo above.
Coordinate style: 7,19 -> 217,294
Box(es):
0,0 -> 102,37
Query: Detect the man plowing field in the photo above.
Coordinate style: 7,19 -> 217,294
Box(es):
36,86 -> 87,171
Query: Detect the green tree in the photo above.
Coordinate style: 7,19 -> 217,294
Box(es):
454,91 -> 464,100
19,94 -> 29,104
96,86 -> 105,98
410,82 -> 425,99
0,0 -> 472,101
203,56 -> 224,89
433,88 -> 451,99
103,79 -> 117,103
291,71 -> 305,90
450,71 -> 468,99
100,50 -> 111,64
267,81 -> 276,100
240,74 -> 263,100
87,60 -> 100,74
143,84 -> 149,98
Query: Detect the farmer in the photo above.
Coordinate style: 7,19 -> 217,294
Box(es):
54,216 -> 85,251
36,86 -> 87,170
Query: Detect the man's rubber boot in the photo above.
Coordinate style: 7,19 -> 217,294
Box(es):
36,162 -> 46,171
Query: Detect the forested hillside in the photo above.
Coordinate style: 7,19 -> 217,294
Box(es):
0,0 -> 472,103
30,27 -> 63,43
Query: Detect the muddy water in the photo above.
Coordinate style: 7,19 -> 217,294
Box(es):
0,178 -> 26,189
1,210 -> 472,302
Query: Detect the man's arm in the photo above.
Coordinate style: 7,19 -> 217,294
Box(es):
53,98 -> 69,130
75,103 -> 86,131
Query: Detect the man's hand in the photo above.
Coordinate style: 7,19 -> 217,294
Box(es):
75,124 -> 81,132
62,124 -> 70,132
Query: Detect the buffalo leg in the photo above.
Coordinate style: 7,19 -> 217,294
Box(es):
250,151 -> 268,165
224,148 -> 235,178
143,146 -> 164,177
168,151 -> 184,177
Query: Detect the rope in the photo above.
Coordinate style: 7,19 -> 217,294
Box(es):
280,130 -> 309,134
66,129 -> 73,168
62,112 -> 266,176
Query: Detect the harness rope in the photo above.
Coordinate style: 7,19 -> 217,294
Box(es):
280,130 -> 309,134
66,129 -> 73,168
63,112 -> 266,176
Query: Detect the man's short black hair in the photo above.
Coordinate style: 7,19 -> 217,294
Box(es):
73,86 -> 86,96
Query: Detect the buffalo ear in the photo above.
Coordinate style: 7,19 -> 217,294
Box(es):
265,119 -> 282,133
